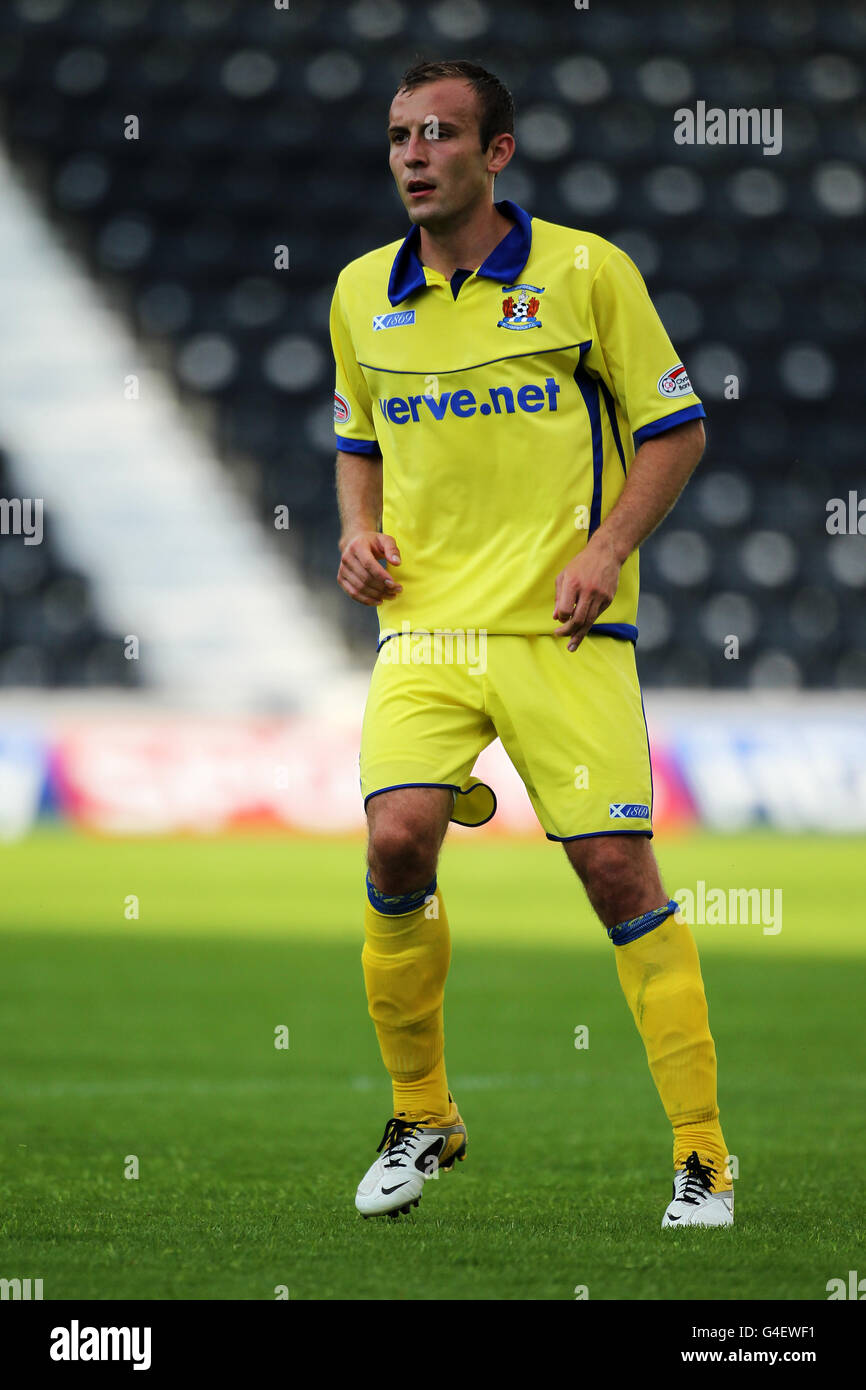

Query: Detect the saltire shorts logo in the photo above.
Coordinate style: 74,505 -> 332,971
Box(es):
657,363 -> 693,397
609,803 -> 650,819
497,283 -> 545,330
334,391 -> 351,425
372,310 -> 416,331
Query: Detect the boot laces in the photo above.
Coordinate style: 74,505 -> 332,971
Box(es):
677,1151 -> 716,1205
376,1117 -> 423,1169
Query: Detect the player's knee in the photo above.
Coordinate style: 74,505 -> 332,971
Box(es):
367,820 -> 439,896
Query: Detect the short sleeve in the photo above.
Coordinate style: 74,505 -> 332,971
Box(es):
329,277 -> 380,455
582,248 -> 705,449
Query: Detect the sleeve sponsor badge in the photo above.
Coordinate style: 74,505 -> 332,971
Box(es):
334,391 -> 351,425
657,364 -> 693,397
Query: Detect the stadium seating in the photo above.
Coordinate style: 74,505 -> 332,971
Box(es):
0,0 -> 862,685
0,447 -> 138,687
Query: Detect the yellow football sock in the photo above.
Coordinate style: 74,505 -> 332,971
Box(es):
610,903 -> 731,1190
362,880 -> 452,1123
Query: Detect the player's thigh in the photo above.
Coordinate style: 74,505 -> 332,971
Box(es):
485,634 -> 653,841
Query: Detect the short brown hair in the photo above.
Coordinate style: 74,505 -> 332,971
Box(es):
396,59 -> 514,151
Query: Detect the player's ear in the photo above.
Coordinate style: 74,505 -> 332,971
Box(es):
487,132 -> 515,177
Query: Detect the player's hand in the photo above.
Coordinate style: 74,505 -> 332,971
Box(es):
553,535 -> 621,651
337,531 -> 402,606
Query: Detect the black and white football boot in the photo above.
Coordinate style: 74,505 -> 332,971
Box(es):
355,1097 -> 467,1219
662,1150 -> 734,1228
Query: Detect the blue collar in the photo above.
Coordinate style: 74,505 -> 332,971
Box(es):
387,200 -> 532,307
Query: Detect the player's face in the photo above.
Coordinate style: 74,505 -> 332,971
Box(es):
388,79 -> 494,227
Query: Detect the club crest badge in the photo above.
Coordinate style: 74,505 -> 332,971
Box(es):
497,283 -> 545,330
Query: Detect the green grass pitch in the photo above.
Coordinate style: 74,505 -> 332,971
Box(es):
1,827 -> 863,1301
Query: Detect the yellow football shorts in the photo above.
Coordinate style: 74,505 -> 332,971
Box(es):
360,632 -> 653,840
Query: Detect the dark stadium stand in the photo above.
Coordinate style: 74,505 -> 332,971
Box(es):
0,0 -> 863,686
0,447 -> 138,687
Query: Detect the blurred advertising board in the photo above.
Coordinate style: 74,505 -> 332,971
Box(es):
1,698 -> 863,837
0,728 -> 51,840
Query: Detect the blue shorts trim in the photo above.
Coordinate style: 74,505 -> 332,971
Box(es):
364,781 -> 460,810
546,828 -> 653,842
376,623 -> 638,651
364,781 -> 497,829
587,622 -> 638,643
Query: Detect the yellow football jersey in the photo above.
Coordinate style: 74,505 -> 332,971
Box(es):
330,200 -> 705,639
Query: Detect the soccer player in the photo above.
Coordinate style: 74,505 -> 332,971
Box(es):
330,59 -> 732,1228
